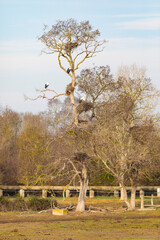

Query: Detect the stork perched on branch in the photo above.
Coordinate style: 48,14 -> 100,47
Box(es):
45,82 -> 49,89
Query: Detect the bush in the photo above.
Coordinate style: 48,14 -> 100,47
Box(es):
0,196 -> 26,211
0,196 -> 10,211
11,197 -> 27,211
27,196 -> 50,211
0,196 -> 55,211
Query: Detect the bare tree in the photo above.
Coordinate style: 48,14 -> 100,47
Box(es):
38,19 -> 106,125
91,64 -> 160,210
40,123 -> 93,212
76,65 -> 121,121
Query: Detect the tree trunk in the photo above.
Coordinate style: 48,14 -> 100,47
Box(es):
130,186 -> 136,210
120,182 -> 125,200
119,154 -> 127,200
120,185 -> 136,210
69,92 -> 79,125
76,162 -> 88,212
69,72 -> 79,125
120,185 -> 131,209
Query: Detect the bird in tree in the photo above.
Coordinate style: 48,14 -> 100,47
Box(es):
45,83 -> 49,89
67,68 -> 71,74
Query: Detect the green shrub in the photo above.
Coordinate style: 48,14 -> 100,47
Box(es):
0,196 -> 10,211
0,196 -> 27,211
27,196 -> 50,211
11,197 -> 27,211
0,196 -> 57,211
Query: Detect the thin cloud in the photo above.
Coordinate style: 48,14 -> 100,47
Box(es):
107,37 -> 160,48
117,17 -> 160,30
111,13 -> 160,18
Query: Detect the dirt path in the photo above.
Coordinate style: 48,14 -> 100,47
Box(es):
0,211 -> 160,224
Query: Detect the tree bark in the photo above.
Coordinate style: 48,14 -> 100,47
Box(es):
130,186 -> 136,210
121,185 -> 136,210
120,182 -> 125,200
69,92 -> 79,125
69,71 -> 79,125
76,162 -> 88,212
120,185 -> 131,209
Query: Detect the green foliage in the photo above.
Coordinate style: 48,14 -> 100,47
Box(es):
27,196 -> 50,211
0,196 -> 10,211
0,196 -> 56,212
0,196 -> 26,211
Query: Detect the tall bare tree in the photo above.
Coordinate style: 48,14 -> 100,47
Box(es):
34,19 -> 106,212
38,19 -> 105,125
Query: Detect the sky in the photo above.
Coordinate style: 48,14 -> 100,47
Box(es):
0,0 -> 160,113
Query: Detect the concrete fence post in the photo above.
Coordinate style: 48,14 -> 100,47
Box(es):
66,189 -> 70,198
157,188 -> 160,197
42,190 -> 47,198
0,189 -> 3,197
140,190 -> 144,210
20,189 -> 25,198
114,190 -> 119,198
140,189 -> 144,198
89,190 -> 95,198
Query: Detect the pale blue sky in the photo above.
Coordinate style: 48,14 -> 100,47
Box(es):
0,0 -> 160,113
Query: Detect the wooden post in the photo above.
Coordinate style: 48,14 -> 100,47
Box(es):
140,190 -> 144,210
42,190 -> 47,198
20,189 -> 25,198
114,190 -> 119,198
89,190 -> 94,198
151,194 -> 154,206
66,190 -> 70,198
0,189 -> 3,197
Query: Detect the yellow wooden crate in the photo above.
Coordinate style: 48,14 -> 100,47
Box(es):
52,209 -> 67,215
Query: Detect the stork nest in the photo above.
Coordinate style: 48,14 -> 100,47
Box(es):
65,42 -> 78,52
76,101 -> 93,114
66,82 -> 77,96
73,152 -> 89,162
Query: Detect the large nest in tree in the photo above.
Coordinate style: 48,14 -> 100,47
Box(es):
73,152 -> 89,162
65,41 -> 78,52
76,101 -> 93,114
66,83 -> 75,96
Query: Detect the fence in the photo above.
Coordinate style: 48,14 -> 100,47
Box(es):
0,185 -> 160,198
140,190 -> 160,210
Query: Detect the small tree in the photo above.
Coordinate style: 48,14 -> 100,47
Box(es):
17,113 -> 52,185
0,108 -> 21,185
64,127 -> 93,212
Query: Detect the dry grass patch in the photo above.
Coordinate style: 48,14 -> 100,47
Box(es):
0,198 -> 160,240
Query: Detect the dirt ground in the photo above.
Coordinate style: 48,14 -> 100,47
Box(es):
0,198 -> 160,240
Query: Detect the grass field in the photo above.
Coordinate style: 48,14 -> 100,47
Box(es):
0,198 -> 160,240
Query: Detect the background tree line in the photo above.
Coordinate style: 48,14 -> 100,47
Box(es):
0,64 -> 160,189
1,19 -> 160,211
